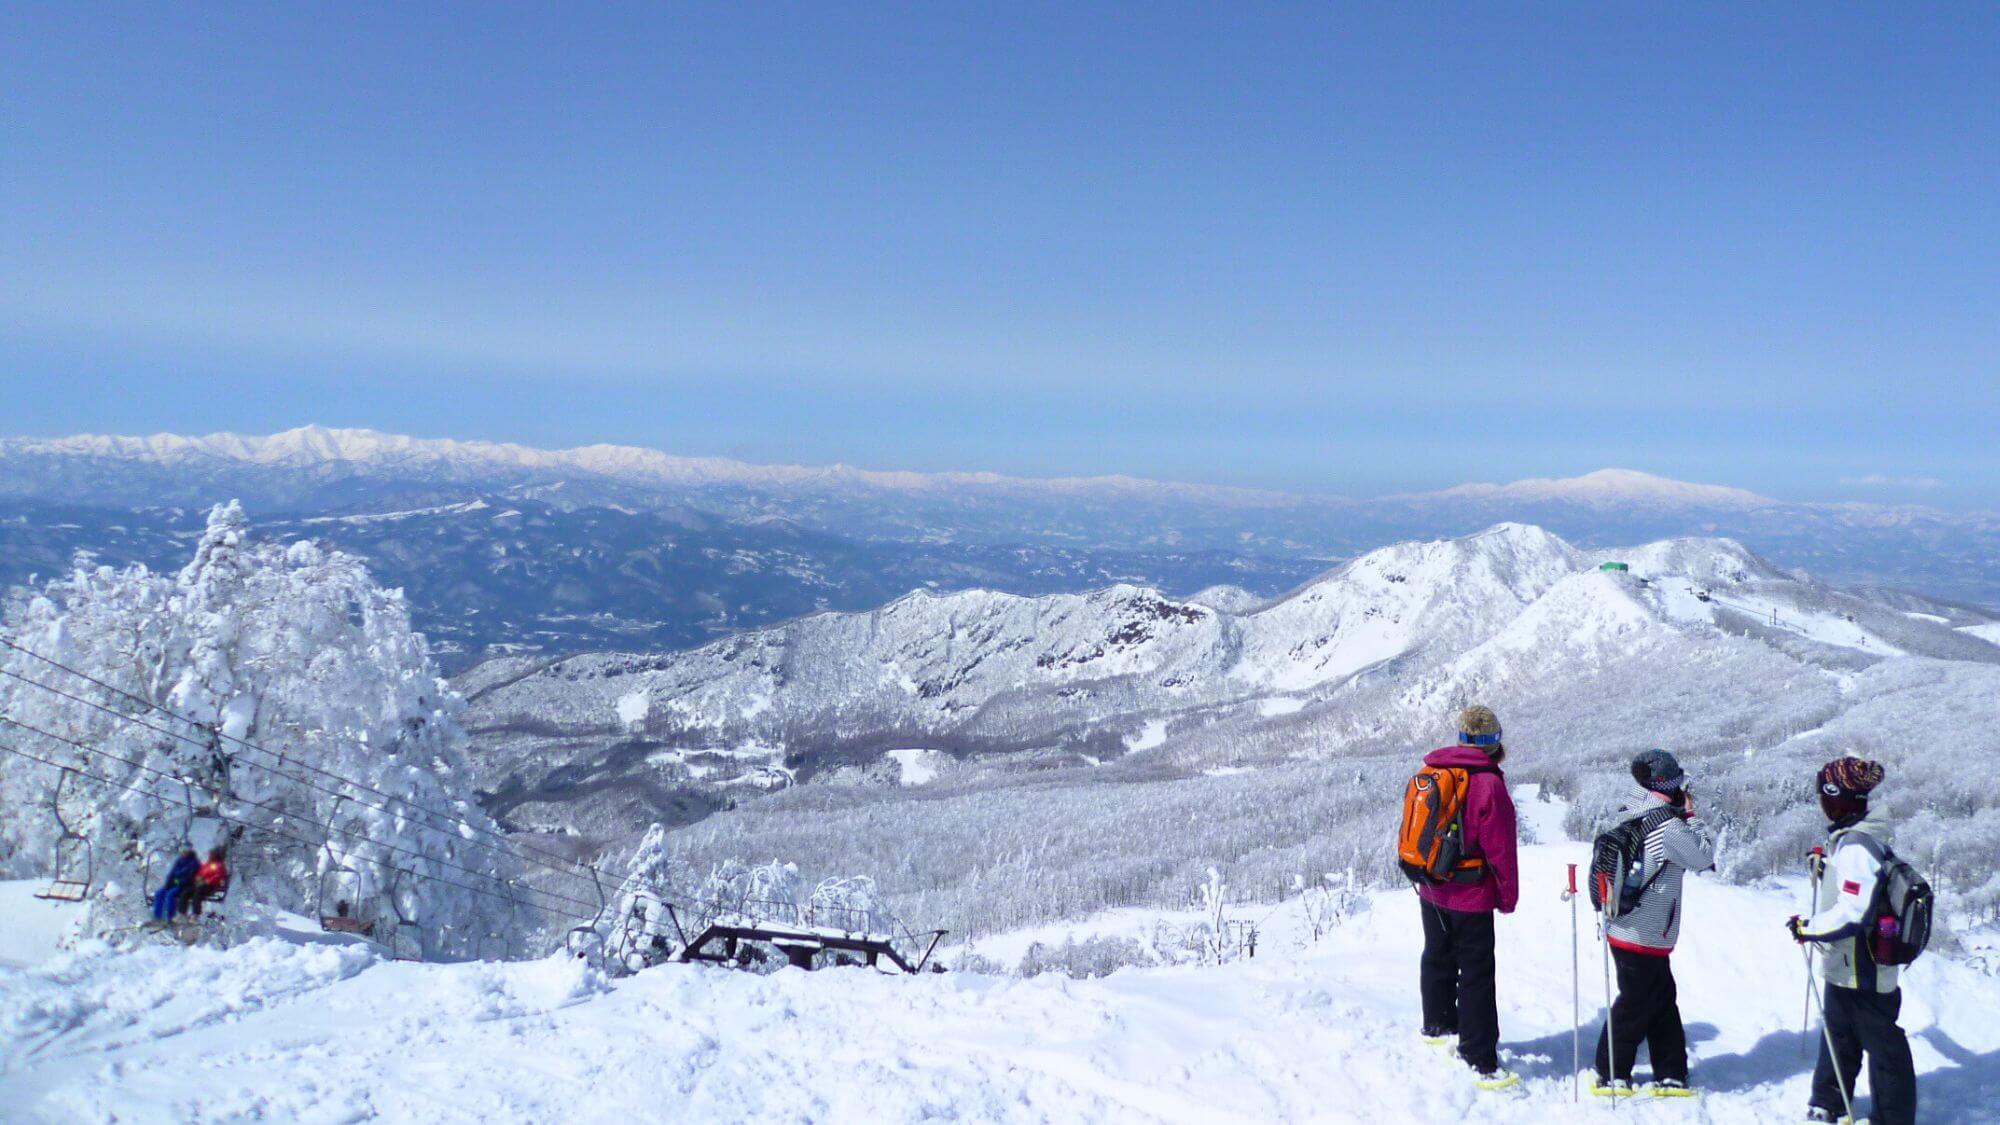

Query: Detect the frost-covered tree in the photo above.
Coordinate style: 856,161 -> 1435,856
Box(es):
0,502 -> 526,957
809,874 -> 889,933
698,858 -> 802,919
597,822 -> 697,967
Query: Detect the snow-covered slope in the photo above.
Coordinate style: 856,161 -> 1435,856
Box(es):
5,837 -> 1997,1123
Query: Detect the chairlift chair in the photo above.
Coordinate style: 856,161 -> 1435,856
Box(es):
565,866 -> 611,967
317,868 -> 378,937
317,797 -> 381,938
612,890 -> 678,973
34,767 -> 95,903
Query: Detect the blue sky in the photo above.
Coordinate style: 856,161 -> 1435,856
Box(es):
3,4 -> 1995,503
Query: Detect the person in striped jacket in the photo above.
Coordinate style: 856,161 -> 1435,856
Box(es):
1592,749 -> 1717,1096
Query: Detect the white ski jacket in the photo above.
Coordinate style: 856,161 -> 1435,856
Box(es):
1801,810 -> 1899,994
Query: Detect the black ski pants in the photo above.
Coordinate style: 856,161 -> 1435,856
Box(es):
1593,946 -> 1687,1083
1419,901 -> 1499,1071
1811,984 -> 1916,1125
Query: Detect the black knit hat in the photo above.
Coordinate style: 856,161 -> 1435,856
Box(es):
1631,748 -> 1685,794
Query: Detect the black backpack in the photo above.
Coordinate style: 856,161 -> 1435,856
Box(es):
1848,833 -> 1934,966
1588,807 -> 1677,919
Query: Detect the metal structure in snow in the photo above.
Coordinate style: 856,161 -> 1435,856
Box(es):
665,893 -> 947,975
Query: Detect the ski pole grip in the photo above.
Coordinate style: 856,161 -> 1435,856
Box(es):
1566,863 -> 1577,894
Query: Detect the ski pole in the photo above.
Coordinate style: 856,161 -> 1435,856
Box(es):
1560,862 -> 1581,1102
1600,908 -> 1617,1111
1801,944 -> 1856,1125
1800,847 -> 1823,1059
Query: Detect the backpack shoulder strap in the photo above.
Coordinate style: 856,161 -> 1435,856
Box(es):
1626,806 -> 1682,893
1841,829 -> 1892,867
1642,805 -> 1681,831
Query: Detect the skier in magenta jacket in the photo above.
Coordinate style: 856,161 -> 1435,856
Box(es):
1416,705 -> 1520,1088
1414,748 -> 1520,916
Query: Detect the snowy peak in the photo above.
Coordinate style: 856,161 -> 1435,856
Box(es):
1267,523 -> 1582,618
1419,468 -> 1775,509
1604,536 -> 1788,585
1239,525 -> 1584,689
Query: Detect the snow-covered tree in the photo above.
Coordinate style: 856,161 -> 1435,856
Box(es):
0,502 -> 526,957
809,875 -> 889,933
598,822 -> 697,969
698,858 -> 802,919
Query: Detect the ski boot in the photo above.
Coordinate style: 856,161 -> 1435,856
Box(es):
1469,1062 -> 1521,1091
1589,1076 -> 1638,1098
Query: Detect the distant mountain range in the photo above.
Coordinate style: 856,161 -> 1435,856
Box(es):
0,425 -> 1292,508
2,426 -> 1996,670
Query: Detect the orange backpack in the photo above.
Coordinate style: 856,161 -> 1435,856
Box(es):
1397,764 -> 1491,885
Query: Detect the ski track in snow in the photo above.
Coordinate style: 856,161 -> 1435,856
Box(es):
6,843 -> 2000,1124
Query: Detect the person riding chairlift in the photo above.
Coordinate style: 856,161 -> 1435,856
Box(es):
180,847 -> 230,917
150,847 -> 199,921
324,898 -> 375,937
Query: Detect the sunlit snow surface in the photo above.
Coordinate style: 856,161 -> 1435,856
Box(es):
5,848 -> 1998,1123
884,748 -> 948,786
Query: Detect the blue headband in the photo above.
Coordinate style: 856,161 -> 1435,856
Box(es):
1460,731 -> 1502,746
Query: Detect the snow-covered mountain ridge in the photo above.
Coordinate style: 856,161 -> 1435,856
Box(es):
462,523 -> 2000,843
0,425 -> 1861,510
0,425 -> 1297,503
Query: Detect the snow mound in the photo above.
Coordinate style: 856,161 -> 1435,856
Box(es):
1188,584 -> 1266,614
